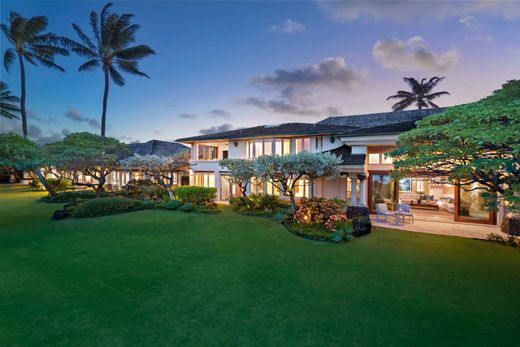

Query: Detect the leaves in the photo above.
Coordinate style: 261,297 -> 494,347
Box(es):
387,76 -> 449,111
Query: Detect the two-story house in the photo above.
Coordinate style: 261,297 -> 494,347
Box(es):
178,108 -> 500,226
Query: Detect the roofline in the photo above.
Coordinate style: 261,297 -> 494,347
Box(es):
176,129 -> 341,143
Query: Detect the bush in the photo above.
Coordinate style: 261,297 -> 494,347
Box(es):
72,197 -> 144,218
286,221 -> 354,243
487,233 -> 520,248
123,179 -> 167,200
229,196 -> 249,210
179,202 -> 195,212
294,197 -> 346,231
174,186 -> 216,205
40,190 -> 102,204
165,199 -> 181,210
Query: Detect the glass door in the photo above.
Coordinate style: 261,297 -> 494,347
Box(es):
368,172 -> 396,213
455,183 -> 496,224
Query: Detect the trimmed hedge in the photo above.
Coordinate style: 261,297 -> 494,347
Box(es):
72,197 -> 145,218
40,190 -> 104,204
174,186 -> 216,205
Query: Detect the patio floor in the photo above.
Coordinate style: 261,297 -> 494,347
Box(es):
371,214 -> 504,240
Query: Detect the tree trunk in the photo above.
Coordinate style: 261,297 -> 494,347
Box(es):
288,191 -> 296,215
96,174 -> 106,197
17,53 -> 28,137
167,189 -> 174,200
34,167 -> 56,197
101,69 -> 110,138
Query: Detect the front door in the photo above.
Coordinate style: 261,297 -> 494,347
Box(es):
368,172 -> 397,213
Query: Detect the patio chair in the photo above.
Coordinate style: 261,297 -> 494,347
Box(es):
376,203 -> 395,223
397,203 -> 414,223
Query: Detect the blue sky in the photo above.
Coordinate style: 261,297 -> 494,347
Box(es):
1,0 -> 519,143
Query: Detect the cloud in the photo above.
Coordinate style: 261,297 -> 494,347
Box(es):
242,96 -> 341,117
61,128 -> 71,137
0,117 -> 67,144
251,57 -> 366,89
209,109 -> 231,119
317,1 -> 520,23
26,110 -> 44,122
178,112 -> 198,119
64,109 -> 100,129
270,19 -> 306,33
199,123 -> 234,135
372,37 -> 458,72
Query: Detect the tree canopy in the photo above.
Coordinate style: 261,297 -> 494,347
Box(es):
387,77 -> 449,111
388,80 -> 520,212
218,158 -> 255,197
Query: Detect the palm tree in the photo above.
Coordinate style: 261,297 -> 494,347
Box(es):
68,2 -> 155,138
0,82 -> 21,119
387,77 -> 450,111
1,12 -> 69,137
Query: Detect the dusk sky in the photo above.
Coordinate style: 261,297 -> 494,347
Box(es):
1,0 -> 519,144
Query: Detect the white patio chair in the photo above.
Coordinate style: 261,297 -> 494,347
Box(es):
397,203 -> 414,223
376,203 -> 395,223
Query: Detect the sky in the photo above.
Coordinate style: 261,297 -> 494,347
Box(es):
1,0 -> 519,144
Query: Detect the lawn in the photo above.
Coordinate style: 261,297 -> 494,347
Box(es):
0,185 -> 519,346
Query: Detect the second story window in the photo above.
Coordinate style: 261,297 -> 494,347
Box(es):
294,138 -> 311,154
198,144 -> 218,160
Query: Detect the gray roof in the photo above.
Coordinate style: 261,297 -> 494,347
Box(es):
176,123 -> 356,142
128,140 -> 189,157
318,108 -> 446,128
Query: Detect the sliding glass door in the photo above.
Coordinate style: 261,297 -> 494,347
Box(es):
368,172 -> 396,213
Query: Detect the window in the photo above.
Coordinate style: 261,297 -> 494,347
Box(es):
255,141 -> 263,157
247,141 -> 254,159
292,177 -> 310,198
263,140 -> 272,155
284,139 -> 291,155
195,173 -> 215,187
222,150 -> 228,159
303,138 -> 311,152
294,138 -> 311,154
381,153 -> 393,164
198,145 -> 218,160
346,177 -> 361,200
368,153 -> 380,164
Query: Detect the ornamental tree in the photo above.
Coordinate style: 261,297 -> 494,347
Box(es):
45,132 -> 130,195
0,132 -> 56,195
121,152 -> 190,200
254,152 -> 342,214
388,80 -> 520,213
218,158 -> 255,197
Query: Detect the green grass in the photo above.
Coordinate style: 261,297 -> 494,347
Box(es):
1,185 -> 519,346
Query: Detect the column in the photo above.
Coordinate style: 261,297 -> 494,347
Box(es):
214,171 -> 221,201
349,174 -> 358,205
358,174 -> 367,206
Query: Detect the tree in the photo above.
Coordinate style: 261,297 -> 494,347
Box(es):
218,158 -> 255,197
387,77 -> 450,111
121,152 -> 190,200
254,152 -> 341,214
1,11 -> 69,136
68,2 -> 155,138
45,132 -> 131,195
0,132 -> 56,195
0,82 -> 20,119
388,80 -> 520,213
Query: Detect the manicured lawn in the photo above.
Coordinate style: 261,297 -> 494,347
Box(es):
0,185 -> 519,346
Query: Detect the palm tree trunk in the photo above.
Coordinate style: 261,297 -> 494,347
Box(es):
101,68 -> 109,138
18,54 -> 56,196
17,53 -> 27,138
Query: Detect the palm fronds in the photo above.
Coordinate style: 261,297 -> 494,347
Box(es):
387,77 -> 450,111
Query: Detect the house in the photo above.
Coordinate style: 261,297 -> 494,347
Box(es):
177,108 -> 500,226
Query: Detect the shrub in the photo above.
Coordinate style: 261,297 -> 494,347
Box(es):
165,199 -> 181,210
123,179 -> 167,200
260,194 -> 286,212
72,197 -> 143,218
295,197 -> 346,231
487,233 -> 520,248
174,186 -> 216,205
332,198 -> 349,210
40,190 -> 101,204
229,196 -> 249,210
179,202 -> 195,212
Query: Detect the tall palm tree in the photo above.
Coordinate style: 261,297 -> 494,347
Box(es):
1,12 -> 69,137
387,77 -> 450,111
0,82 -> 21,119
68,2 -> 155,138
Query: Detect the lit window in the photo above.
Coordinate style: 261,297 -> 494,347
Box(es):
368,153 -> 380,164
382,153 -> 393,164
198,145 -> 218,160
275,139 -> 283,156
283,139 -> 291,155
303,138 -> 311,152
295,139 -> 303,154
263,139 -> 273,155
195,173 -> 215,187
255,141 -> 263,158
247,141 -> 254,159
